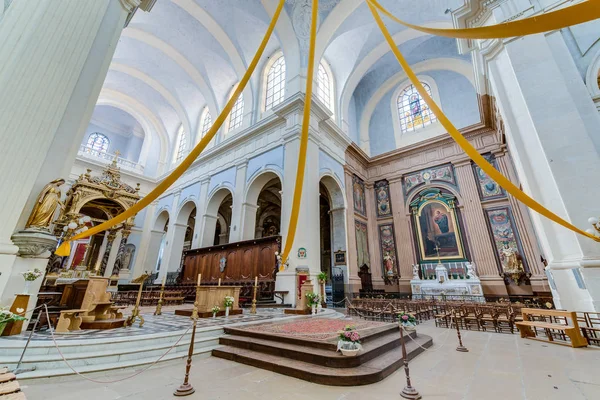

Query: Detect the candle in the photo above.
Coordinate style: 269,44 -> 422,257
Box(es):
197,273 -> 202,286
218,278 -> 221,286
162,275 -> 166,286
255,276 -> 258,286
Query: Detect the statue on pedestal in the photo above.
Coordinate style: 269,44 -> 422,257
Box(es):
466,262 -> 478,279
500,242 -> 529,285
412,264 -> 420,280
25,179 -> 65,231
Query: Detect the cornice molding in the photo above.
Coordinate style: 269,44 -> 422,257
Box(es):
119,0 -> 142,13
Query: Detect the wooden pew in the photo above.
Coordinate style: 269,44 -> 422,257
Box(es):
516,308 -> 588,348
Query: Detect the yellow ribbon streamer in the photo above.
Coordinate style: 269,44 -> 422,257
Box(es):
280,0 -> 319,265
368,0 -> 600,39
368,1 -> 599,242
55,0 -> 286,257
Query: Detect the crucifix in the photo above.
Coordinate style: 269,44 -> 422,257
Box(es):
434,243 -> 442,265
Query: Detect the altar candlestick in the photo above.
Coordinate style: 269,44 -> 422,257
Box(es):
162,275 -> 166,286
255,276 -> 258,286
218,278 -> 221,286
197,273 -> 201,286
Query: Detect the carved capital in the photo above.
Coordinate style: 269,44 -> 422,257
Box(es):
119,0 -> 141,13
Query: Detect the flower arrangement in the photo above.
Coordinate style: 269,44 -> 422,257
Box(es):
211,305 -> 220,314
223,296 -> 234,308
22,268 -> 43,282
338,325 -> 361,344
305,292 -> 321,307
397,311 -> 417,326
317,271 -> 327,283
0,307 -> 27,335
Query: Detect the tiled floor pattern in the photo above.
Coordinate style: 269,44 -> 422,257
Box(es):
19,320 -> 600,399
4,307 -> 293,341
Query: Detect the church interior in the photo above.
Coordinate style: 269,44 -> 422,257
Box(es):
1,0 -> 600,399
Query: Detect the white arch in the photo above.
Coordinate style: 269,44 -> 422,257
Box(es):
358,58 -> 476,153
153,209 -> 170,231
319,173 -> 346,210
585,46 -> 600,98
315,0 -> 363,67
205,186 -> 234,217
110,62 -> 192,146
96,89 -> 170,172
121,28 -> 219,121
260,0 -> 301,94
176,199 -> 197,225
244,170 -> 283,206
172,0 -> 254,117
339,22 -> 452,127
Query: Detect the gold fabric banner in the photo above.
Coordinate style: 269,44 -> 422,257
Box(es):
368,1 -> 599,242
55,0 -> 287,256
368,0 -> 600,39
279,0 -> 319,264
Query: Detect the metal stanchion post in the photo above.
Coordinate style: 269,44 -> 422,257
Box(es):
250,284 -> 257,315
399,324 -> 421,399
174,283 -> 200,396
453,309 -> 469,352
154,280 -> 166,316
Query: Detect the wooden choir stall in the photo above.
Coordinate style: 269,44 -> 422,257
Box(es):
175,236 -> 280,317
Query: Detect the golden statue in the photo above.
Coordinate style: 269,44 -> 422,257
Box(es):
25,179 -> 65,230
501,243 -> 523,272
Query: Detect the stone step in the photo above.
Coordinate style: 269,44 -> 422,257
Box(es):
218,329 -> 412,368
2,335 -> 220,372
14,344 -> 220,380
212,333 -> 432,386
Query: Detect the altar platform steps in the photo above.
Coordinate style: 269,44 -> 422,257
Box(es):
0,327 -> 223,379
212,324 -> 433,386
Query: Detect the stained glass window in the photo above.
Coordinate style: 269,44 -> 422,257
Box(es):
316,62 -> 332,112
200,108 -> 212,138
175,125 -> 187,162
228,93 -> 244,131
265,56 -> 286,111
86,132 -> 110,153
397,83 -> 437,133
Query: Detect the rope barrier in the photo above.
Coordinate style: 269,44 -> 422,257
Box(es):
367,0 -> 600,243
55,0 -> 287,257
37,304 -> 193,384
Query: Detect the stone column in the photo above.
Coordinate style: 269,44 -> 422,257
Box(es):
229,160 -> 248,243
389,177 -> 416,292
241,203 -> 260,240
487,32 -> 600,310
130,201 -> 157,277
344,170 -> 363,295
161,222 -> 187,281
453,160 -> 507,296
113,227 -> 131,278
98,230 -> 118,277
93,234 -> 109,273
0,0 -> 139,299
103,231 -> 122,278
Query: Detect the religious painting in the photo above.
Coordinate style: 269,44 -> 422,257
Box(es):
378,223 -> 399,280
485,207 -> 527,273
403,164 -> 455,195
374,180 -> 392,218
352,175 -> 366,217
410,188 -> 465,262
334,250 -> 346,265
472,155 -> 505,200
354,220 -> 370,268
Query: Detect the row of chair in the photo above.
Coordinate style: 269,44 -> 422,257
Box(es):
110,290 -> 185,306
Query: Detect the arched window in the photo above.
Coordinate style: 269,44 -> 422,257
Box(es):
228,93 -> 244,131
397,83 -> 437,133
200,107 -> 212,139
174,125 -> 187,163
264,55 -> 286,111
316,62 -> 334,113
86,132 -> 110,153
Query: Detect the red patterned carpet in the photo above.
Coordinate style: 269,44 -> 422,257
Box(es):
239,318 -> 389,341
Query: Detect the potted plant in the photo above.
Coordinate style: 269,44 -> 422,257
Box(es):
305,292 -> 320,315
317,272 -> 327,308
223,296 -> 234,317
398,311 -> 417,331
21,268 -> 43,294
0,307 -> 27,335
337,325 -> 361,356
211,305 -> 220,318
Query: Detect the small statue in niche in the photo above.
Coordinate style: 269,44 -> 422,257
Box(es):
466,262 -> 478,279
412,264 -> 420,280
501,243 -> 523,272
25,178 -> 65,231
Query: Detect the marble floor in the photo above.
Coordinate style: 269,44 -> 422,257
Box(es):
19,320 -> 600,400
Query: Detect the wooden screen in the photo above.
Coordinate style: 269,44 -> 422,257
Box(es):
180,236 -> 281,284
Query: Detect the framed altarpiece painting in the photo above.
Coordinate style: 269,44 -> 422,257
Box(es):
409,188 -> 467,263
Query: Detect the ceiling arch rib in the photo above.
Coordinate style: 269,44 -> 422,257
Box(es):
121,27 -> 219,123
110,62 -> 193,146
315,0 -> 363,66
339,22 -> 453,128
99,88 -> 171,173
172,0 -> 254,120
358,58 -> 475,153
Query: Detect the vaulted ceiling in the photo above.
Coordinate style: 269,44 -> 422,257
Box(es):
95,0 -> 478,171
